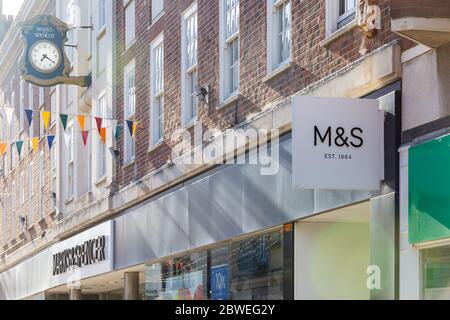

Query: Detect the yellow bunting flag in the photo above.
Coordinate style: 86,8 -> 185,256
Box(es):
41,111 -> 51,130
132,122 -> 137,137
77,115 -> 85,130
0,143 -> 6,156
32,137 -> 39,153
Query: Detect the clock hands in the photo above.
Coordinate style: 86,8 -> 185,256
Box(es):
40,54 -> 56,64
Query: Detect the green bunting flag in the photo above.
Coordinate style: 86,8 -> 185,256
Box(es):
60,114 -> 69,131
115,125 -> 123,141
16,141 -> 23,157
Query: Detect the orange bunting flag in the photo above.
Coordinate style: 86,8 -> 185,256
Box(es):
32,137 -> 39,153
132,122 -> 137,137
77,115 -> 86,131
41,111 -> 51,130
0,143 -> 6,156
99,127 -> 107,144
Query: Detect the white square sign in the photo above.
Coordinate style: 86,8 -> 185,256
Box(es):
292,95 -> 384,190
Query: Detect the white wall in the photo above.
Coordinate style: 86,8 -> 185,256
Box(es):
402,44 -> 450,131
294,222 -> 370,300
399,146 -> 421,300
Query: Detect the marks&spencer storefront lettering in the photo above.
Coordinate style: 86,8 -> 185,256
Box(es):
52,236 -> 107,276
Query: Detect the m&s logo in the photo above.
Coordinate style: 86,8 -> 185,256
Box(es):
314,126 -> 364,148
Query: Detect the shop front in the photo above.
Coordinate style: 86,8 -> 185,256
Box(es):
408,134 -> 450,299
145,226 -> 289,300
0,88 -> 399,300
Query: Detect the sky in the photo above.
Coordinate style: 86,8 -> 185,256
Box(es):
3,0 -> 24,17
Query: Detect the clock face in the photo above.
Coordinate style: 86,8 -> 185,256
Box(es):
29,40 -> 61,73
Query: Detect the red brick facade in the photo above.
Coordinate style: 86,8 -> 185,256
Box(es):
114,0 -> 411,187
0,1 -> 56,257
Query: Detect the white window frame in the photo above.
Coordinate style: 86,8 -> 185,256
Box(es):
96,32 -> 107,77
50,88 -> 56,126
181,3 -> 198,127
19,80 -> 25,133
267,0 -> 292,74
150,34 -> 164,147
97,93 -> 107,179
28,85 -> 34,149
50,145 -> 56,211
123,60 -> 136,164
11,181 -> 14,238
219,0 -> 240,104
66,121 -> 74,200
2,191 -> 5,243
28,162 -> 33,226
39,151 -> 44,219
124,0 -> 136,49
19,172 -> 24,232
39,87 -> 45,108
325,0 -> 357,39
98,0 -> 107,29
151,0 -> 164,22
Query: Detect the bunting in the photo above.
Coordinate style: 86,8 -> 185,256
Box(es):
42,111 -> 51,130
0,143 -> 6,156
31,137 -> 39,153
81,131 -> 89,146
16,141 -> 24,157
99,127 -> 107,144
47,135 -> 55,150
25,109 -> 33,126
95,117 -> 103,134
77,115 -> 85,131
5,108 -> 14,125
126,120 -> 137,137
60,114 -> 69,131
114,125 -> 123,141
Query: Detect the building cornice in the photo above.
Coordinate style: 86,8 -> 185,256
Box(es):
0,0 -> 49,85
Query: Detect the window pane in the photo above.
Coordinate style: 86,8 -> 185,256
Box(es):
125,0 -> 135,47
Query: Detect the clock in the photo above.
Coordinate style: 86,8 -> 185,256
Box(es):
29,40 -> 61,73
20,15 -> 90,87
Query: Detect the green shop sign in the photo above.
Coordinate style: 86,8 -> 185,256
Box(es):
409,134 -> 450,244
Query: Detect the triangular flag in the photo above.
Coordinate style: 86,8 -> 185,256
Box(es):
47,135 -> 55,150
0,143 -> 6,156
81,131 -> 89,146
31,137 -> 39,153
16,141 -> 24,157
126,120 -> 137,137
77,115 -> 85,131
114,125 -> 123,141
126,120 -> 134,136
95,117 -> 103,134
132,122 -> 137,137
99,127 -> 107,144
60,114 -> 69,131
25,109 -> 33,127
42,111 -> 51,130
64,132 -> 71,148
5,108 -> 14,125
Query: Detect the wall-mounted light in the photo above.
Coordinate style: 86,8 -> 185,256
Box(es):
109,147 -> 121,162
51,192 -> 57,205
196,85 -> 210,106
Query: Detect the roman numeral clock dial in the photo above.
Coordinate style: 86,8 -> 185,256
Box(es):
29,40 -> 61,73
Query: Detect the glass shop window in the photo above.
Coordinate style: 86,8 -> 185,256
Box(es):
229,230 -> 284,300
145,251 -> 208,300
422,245 -> 450,300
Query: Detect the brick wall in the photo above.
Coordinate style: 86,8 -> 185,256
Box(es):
391,0 -> 450,19
115,0 -> 411,187
0,1 -> 56,257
